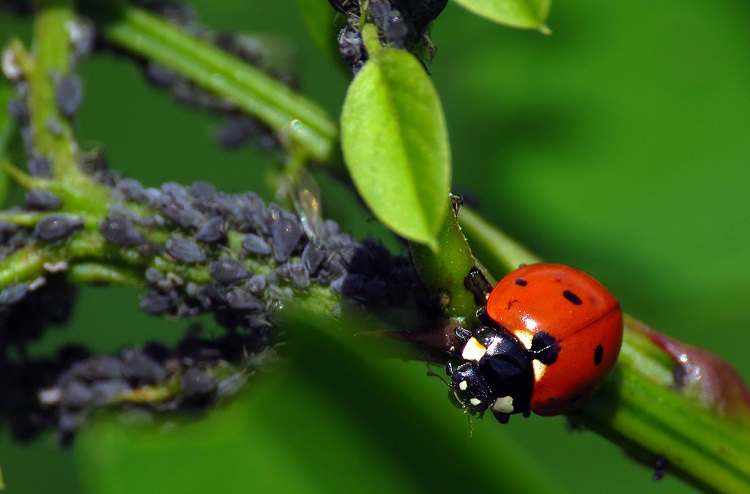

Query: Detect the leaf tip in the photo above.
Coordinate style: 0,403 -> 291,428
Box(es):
538,24 -> 553,36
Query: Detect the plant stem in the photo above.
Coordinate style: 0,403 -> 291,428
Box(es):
90,5 -> 338,163
410,203 -> 478,324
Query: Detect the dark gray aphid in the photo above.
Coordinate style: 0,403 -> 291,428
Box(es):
338,25 -> 365,71
144,62 -> 180,88
140,293 -> 173,315
100,214 -> 143,246
302,243 -> 327,275
241,233 -> 272,256
181,368 -> 217,397
191,181 -> 217,206
60,380 -> 94,408
226,288 -> 264,311
270,210 -> 303,262
0,283 -> 28,305
121,348 -> 168,384
28,155 -> 53,177
55,74 -> 83,119
245,274 -> 266,295
69,356 -> 124,381
25,190 -> 62,211
195,216 -> 226,243
7,98 -> 29,124
137,241 -> 162,257
215,116 -> 257,148
157,182 -> 204,229
46,117 -> 63,136
288,263 -> 310,289
34,214 -> 84,241
211,258 -> 252,284
114,178 -> 147,202
165,237 -> 206,263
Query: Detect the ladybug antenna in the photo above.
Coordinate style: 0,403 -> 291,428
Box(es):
426,369 -> 450,388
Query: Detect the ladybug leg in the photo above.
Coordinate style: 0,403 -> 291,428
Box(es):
529,332 -> 560,365
464,267 -> 493,306
492,411 -> 510,424
454,325 -> 472,345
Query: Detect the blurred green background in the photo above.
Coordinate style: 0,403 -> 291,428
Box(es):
1,0 -> 749,492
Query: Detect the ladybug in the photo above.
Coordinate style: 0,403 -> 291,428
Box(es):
447,263 -> 623,423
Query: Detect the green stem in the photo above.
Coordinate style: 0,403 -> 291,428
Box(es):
410,202 -> 478,324
90,5 -> 337,163
21,5 -> 112,213
67,262 -> 143,286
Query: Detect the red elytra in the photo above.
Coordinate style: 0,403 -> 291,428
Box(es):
485,263 -> 623,416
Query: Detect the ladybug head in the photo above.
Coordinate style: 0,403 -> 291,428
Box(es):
448,326 -> 536,423
447,361 -> 493,416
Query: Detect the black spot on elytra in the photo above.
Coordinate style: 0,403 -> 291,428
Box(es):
594,344 -> 603,365
563,289 -> 582,305
530,332 -> 559,365
514,278 -> 527,286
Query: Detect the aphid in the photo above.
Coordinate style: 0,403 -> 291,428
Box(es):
194,216 -> 226,243
8,98 -> 29,124
28,156 -> 53,177
241,233 -> 272,256
34,215 -> 84,241
121,348 -> 168,384
25,190 -> 62,211
210,258 -> 252,285
244,274 -> 267,295
114,178 -> 147,202
269,207 -> 303,262
165,237 -> 206,264
55,74 -> 83,119
140,293 -> 173,315
288,263 -> 310,289
100,214 -> 143,246
0,283 -> 28,305
181,368 -> 217,397
226,288 -> 264,311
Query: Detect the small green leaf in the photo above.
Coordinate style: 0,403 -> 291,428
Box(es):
450,0 -> 551,33
340,49 -> 450,248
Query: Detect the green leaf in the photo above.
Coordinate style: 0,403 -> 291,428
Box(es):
340,49 -> 450,248
450,0 -> 551,33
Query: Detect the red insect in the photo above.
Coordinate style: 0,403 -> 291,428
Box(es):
448,263 -> 623,422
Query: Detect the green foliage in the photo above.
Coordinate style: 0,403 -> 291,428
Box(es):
450,0 -> 551,32
341,45 -> 450,248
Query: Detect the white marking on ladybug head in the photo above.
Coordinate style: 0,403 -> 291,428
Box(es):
470,398 -> 482,407
461,337 -> 487,362
458,380 -> 468,391
492,396 -> 514,413
533,360 -> 548,382
514,329 -> 534,350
